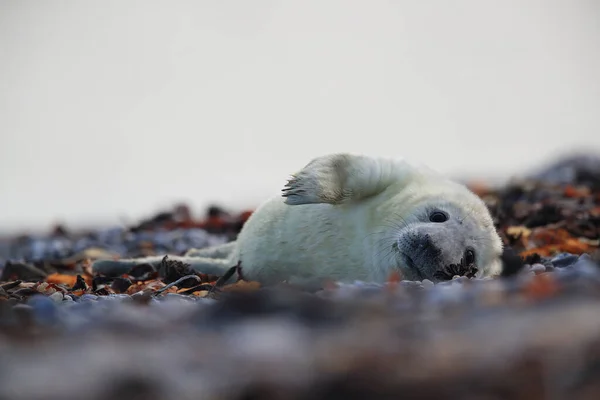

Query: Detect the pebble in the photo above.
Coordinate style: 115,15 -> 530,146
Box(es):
551,253 -> 580,268
578,253 -> 597,265
530,264 -> 546,274
544,265 -> 555,272
99,294 -> 131,302
422,279 -> 434,288
49,292 -> 64,302
570,258 -> 600,279
27,294 -> 58,324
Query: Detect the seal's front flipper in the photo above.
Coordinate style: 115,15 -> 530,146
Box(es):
281,174 -> 325,205
282,153 -> 410,205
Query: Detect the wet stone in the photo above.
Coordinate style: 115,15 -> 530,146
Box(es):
49,292 -> 64,303
550,253 -> 580,268
422,279 -> 434,288
27,294 -> 58,324
530,264 -> 546,274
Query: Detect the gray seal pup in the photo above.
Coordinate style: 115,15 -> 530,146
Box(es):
93,153 -> 504,285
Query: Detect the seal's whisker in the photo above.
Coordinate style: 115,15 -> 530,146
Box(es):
376,221 -> 403,234
372,235 -> 399,254
388,211 -> 412,228
375,245 -> 398,271
371,232 -> 401,261
362,228 -> 400,244
374,230 -> 403,258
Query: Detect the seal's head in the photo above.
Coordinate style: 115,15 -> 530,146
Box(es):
375,176 -> 503,282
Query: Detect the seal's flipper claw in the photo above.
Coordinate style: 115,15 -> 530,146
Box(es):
282,173 -> 322,205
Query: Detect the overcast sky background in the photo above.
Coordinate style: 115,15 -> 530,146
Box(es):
1,0 -> 599,234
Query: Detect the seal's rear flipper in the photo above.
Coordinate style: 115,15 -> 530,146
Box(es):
92,256 -> 234,280
184,241 -> 237,259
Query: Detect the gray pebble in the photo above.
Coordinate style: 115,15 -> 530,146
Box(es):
27,295 -> 58,324
99,294 -> 131,302
49,292 -> 64,302
80,294 -> 98,301
551,253 -> 580,268
531,264 -> 546,273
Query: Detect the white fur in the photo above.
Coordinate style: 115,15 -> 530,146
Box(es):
227,153 -> 503,285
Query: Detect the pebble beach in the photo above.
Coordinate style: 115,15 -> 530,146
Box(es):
1,153 -> 600,400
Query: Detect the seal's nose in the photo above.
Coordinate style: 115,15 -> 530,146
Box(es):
417,233 -> 431,249
401,232 -> 445,280
416,233 -> 440,257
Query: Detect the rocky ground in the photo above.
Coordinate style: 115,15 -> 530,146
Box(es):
1,154 -> 599,400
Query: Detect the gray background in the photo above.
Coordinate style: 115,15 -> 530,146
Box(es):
1,0 -> 599,233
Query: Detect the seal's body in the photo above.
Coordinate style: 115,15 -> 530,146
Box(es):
93,153 -> 504,285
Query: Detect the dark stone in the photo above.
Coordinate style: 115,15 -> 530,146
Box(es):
551,253 -> 580,268
0,261 -> 47,282
500,247 -> 525,277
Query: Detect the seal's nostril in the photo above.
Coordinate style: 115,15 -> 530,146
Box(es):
423,234 -> 433,248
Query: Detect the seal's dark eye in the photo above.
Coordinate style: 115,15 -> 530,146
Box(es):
464,249 -> 476,265
429,211 -> 448,223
